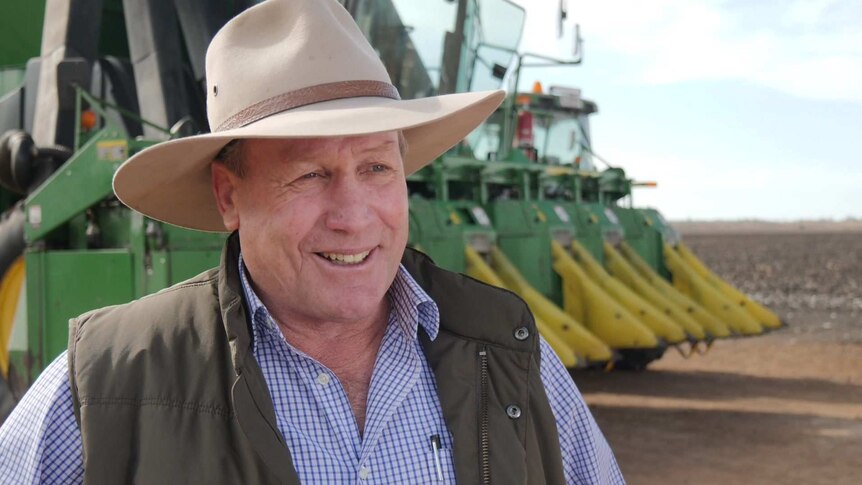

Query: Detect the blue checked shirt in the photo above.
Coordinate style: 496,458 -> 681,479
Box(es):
0,257 -> 624,484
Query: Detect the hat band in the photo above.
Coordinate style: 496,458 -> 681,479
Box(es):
216,80 -> 401,132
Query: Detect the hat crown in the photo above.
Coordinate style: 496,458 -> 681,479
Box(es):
205,0 -> 391,131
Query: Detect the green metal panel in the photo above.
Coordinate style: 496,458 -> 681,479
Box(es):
532,200 -> 576,305
126,226 -> 224,298
45,250 -> 133,363
25,249 -> 134,383
578,202 -> 626,264
635,207 -> 676,278
145,250 -> 171,295
169,250 -> 222,283
162,225 -> 227,251
613,207 -> 679,279
0,2 -> 46,67
612,207 -> 665,274
25,130 -> 127,242
486,200 -> 553,296
23,250 -> 44,385
408,199 -> 496,273
96,207 -> 133,248
450,201 -> 495,272
562,203 -> 607,264
409,199 -> 466,272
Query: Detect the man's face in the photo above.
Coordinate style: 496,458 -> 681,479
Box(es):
211,132 -> 408,326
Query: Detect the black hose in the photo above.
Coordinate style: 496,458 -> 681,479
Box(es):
0,202 -> 25,280
36,145 -> 72,163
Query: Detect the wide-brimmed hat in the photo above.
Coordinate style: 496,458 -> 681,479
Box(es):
112,0 -> 504,232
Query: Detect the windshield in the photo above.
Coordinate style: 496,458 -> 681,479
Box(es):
350,0 -> 525,99
533,111 -> 595,170
467,0 -> 525,92
351,0 -> 459,99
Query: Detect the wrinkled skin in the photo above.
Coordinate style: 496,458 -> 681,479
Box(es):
211,132 -> 408,332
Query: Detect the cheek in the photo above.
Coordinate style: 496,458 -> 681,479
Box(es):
378,183 -> 409,233
267,206 -> 322,250
239,190 -> 318,252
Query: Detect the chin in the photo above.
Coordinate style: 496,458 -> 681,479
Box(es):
323,291 -> 388,323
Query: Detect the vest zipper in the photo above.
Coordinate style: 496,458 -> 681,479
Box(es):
478,348 -> 491,485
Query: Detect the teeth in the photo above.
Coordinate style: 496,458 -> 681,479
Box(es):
320,250 -> 371,265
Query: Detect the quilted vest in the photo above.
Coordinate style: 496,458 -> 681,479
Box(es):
68,234 -> 565,484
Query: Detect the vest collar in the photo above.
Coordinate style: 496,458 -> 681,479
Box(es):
219,232 -> 253,373
400,247 -> 538,353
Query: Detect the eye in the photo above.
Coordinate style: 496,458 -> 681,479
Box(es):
285,170 -> 327,187
297,169 -> 329,181
368,163 -> 390,173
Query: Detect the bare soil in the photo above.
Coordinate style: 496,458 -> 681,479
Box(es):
573,231 -> 862,485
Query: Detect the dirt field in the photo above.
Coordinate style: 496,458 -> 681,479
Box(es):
573,231 -> 862,485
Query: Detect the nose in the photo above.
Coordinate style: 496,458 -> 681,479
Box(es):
323,173 -> 375,233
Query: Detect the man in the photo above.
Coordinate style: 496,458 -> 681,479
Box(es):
0,0 -> 624,483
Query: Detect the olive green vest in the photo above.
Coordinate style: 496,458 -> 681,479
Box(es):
68,235 -> 565,484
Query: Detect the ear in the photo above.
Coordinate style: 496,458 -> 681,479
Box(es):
211,163 -> 240,231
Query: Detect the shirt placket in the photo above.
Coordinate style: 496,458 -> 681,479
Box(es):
354,313 -> 421,484
266,317 -> 362,465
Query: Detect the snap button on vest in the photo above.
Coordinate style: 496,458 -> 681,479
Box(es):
506,404 -> 522,419
513,326 -> 530,341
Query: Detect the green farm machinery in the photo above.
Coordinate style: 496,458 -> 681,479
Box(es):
0,0 -> 782,421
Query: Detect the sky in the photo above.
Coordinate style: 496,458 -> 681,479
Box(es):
510,0 -> 862,221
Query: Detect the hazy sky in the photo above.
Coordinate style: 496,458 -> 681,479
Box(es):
511,0 -> 862,220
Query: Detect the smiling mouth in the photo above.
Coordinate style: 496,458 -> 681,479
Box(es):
316,250 -> 372,266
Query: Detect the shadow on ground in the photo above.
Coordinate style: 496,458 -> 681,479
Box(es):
572,368 -> 862,406
589,405 -> 862,485
573,368 -> 862,485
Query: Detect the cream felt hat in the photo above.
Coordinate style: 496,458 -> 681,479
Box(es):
112,0 -> 505,232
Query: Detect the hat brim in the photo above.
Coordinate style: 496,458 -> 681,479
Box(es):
113,89 -> 505,232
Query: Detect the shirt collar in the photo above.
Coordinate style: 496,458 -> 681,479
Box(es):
237,253 -> 440,343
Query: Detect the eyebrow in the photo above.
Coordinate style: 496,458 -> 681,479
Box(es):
280,139 -> 397,163
356,140 -> 397,154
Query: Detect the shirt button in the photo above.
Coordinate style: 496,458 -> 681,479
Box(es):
358,466 -> 370,480
316,373 -> 330,385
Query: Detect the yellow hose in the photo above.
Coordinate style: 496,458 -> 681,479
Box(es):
534,317 -> 579,368
0,257 -> 25,378
604,242 -> 707,340
664,243 -> 764,336
676,241 -> 782,329
469,246 -> 612,365
463,245 -> 589,366
619,242 -> 731,338
569,241 -> 687,344
551,241 -> 659,349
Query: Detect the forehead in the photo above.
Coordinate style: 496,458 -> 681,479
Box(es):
245,132 -> 399,165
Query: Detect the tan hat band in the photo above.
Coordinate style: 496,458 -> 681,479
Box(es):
215,80 -> 401,132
